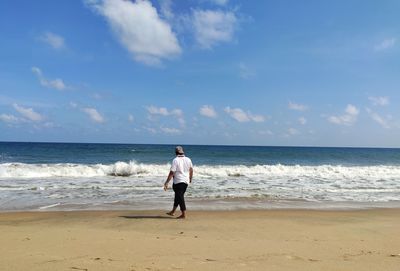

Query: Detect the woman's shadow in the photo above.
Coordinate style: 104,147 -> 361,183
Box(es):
119,215 -> 175,219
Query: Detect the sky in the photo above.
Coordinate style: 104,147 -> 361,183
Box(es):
0,0 -> 399,147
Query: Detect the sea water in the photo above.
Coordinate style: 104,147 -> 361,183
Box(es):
0,142 -> 400,211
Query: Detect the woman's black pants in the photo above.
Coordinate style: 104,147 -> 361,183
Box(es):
172,183 -> 188,211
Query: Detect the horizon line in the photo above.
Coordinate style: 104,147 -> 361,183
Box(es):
0,140 -> 399,150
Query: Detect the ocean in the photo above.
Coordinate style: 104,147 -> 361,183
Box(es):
1,142 -> 400,211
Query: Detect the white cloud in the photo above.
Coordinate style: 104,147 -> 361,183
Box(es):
146,105 -> 185,126
346,105 -> 359,115
92,93 -> 102,100
224,107 -> 265,123
192,9 -> 237,49
82,107 -> 105,123
368,96 -> 389,106
199,105 -> 217,118
86,0 -> 181,66
70,102 -> 78,108
160,127 -> 181,134
202,0 -> 229,5
31,67 -> 68,91
250,114 -> 265,122
160,0 -> 174,20
13,104 -> 44,122
366,108 -> 390,129
225,107 -> 248,122
238,63 -> 255,79
288,128 -> 299,135
0,114 -> 20,123
299,117 -> 307,125
146,106 -> 183,118
288,102 -> 308,111
144,126 -> 157,134
128,114 -> 134,122
171,108 -> 183,118
209,0 -> 229,5
147,105 -> 169,116
374,38 -> 396,51
328,104 -> 359,126
370,113 -> 390,129
39,32 -> 66,49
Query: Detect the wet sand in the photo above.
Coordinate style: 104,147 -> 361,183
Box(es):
0,209 -> 399,270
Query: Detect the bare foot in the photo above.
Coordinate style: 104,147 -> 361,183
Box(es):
176,215 -> 186,219
166,212 -> 174,216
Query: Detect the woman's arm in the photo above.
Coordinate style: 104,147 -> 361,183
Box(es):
189,167 -> 193,183
164,171 -> 174,191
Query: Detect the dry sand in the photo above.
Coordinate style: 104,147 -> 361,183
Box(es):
0,209 -> 399,271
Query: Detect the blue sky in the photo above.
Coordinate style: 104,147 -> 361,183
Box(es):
0,0 -> 399,147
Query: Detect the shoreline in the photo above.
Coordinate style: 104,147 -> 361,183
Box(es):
2,207 -> 400,217
0,207 -> 399,217
1,198 -> 400,213
1,209 -> 399,270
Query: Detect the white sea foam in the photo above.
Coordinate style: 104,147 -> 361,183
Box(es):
38,203 -> 61,210
1,161 -> 400,210
1,161 -> 400,181
0,161 -> 164,178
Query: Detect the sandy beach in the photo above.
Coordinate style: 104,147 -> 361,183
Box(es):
0,209 -> 399,270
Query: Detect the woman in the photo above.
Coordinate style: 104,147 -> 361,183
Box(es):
163,146 -> 193,219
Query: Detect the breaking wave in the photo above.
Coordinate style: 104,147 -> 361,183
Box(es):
1,161 -> 400,182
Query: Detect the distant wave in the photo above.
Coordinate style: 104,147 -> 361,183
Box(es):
1,161 -> 400,181
0,161 -> 160,178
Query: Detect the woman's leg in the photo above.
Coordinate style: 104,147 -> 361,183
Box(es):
167,184 -> 179,216
173,183 -> 180,209
175,183 -> 188,218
